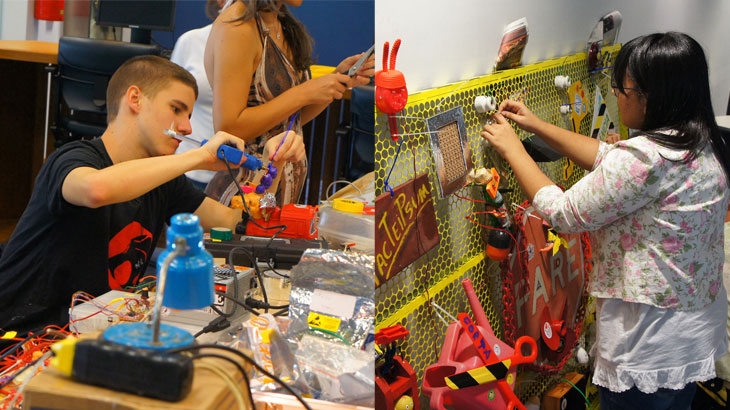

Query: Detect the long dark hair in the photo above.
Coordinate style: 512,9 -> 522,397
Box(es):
613,32 -> 730,177
230,0 -> 313,72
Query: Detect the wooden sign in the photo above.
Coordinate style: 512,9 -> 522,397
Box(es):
375,173 -> 439,287
509,204 -> 586,364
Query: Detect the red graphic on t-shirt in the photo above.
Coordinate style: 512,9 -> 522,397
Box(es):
108,222 -> 153,289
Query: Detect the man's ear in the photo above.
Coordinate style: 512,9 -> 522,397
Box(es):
126,85 -> 143,114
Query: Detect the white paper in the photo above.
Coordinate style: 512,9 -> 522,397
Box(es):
310,289 -> 357,319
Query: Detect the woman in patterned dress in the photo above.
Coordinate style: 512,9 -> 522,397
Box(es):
482,32 -> 730,409
204,0 -> 373,206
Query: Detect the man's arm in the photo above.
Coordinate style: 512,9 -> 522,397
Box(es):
62,132 -> 245,208
194,197 -> 242,232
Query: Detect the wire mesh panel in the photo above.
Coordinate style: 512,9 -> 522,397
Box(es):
375,46 -> 621,404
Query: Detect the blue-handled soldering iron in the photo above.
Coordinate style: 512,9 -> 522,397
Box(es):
165,126 -> 262,171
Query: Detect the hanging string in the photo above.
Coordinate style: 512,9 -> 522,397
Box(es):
465,211 -> 518,245
558,55 -> 570,76
393,115 -> 431,121
589,65 -> 614,72
393,131 -> 440,138
383,137 -> 405,197
430,302 -> 458,325
511,202 -> 544,221
273,112 -> 299,159
435,79 -> 470,112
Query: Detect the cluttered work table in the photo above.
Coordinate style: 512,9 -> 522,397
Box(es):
17,255 -> 373,410
4,176 -> 375,409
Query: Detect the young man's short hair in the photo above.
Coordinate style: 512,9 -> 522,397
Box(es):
106,55 -> 198,122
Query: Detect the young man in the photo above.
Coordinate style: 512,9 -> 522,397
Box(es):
0,55 -> 303,334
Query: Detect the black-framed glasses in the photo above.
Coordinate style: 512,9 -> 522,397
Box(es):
611,84 -> 640,96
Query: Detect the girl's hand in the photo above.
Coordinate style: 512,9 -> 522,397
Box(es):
498,99 -> 542,134
264,130 -> 306,163
606,132 -> 621,144
480,112 -> 527,161
299,73 -> 350,105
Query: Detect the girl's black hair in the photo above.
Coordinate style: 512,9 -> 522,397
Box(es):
613,32 -> 730,178
230,0 -> 313,72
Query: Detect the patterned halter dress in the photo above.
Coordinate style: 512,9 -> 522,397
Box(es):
206,13 -> 309,206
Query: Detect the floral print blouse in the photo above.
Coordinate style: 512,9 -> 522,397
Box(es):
533,135 -> 729,310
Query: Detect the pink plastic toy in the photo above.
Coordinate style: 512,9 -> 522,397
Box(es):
422,279 -> 525,410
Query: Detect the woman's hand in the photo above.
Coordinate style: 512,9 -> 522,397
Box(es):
264,130 -> 306,163
605,132 -> 621,144
335,52 -> 375,87
480,112 -> 527,161
299,73 -> 350,105
498,99 -> 542,134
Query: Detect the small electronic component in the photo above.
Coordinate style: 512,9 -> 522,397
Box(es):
243,204 -> 318,240
554,75 -> 572,90
474,95 -> 497,113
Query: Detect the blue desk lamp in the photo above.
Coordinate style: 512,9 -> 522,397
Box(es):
103,213 -> 214,350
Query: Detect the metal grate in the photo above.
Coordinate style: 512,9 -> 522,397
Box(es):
375,46 -> 622,404
438,123 -> 466,184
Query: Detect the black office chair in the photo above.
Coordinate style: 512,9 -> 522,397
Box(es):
50,36 -> 159,147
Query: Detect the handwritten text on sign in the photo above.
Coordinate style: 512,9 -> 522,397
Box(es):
375,173 -> 439,287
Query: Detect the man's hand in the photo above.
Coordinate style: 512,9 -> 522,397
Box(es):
199,131 -> 247,171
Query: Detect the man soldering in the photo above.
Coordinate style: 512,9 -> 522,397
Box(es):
0,55 -> 304,335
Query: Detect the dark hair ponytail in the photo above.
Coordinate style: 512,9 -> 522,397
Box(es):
613,32 -> 730,178
232,0 -> 313,73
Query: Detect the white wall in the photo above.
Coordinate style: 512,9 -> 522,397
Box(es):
0,0 -> 64,42
609,0 -> 730,115
376,0 -> 730,114
0,0 -> 34,40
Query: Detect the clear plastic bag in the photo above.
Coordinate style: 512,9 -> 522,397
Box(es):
295,334 -> 374,406
287,249 -> 374,349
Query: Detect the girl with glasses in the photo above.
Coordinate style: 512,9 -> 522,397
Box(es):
482,32 -> 730,410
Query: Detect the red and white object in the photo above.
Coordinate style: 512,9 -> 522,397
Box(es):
375,39 -> 408,141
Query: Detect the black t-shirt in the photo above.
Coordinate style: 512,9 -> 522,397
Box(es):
0,138 -> 205,334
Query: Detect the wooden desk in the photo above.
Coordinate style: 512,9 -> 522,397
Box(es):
25,349 -> 251,410
24,347 -> 370,410
0,40 -> 57,226
0,40 -> 58,64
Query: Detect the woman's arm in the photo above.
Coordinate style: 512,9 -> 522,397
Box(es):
206,16 -> 355,141
498,100 -> 600,170
483,115 -> 661,233
300,53 -> 375,124
482,113 -> 554,201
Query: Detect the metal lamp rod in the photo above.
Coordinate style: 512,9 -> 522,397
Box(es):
152,237 -> 187,344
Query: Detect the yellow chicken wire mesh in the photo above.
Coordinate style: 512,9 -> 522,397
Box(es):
375,46 -> 621,405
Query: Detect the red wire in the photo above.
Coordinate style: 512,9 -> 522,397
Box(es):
465,213 -> 518,245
